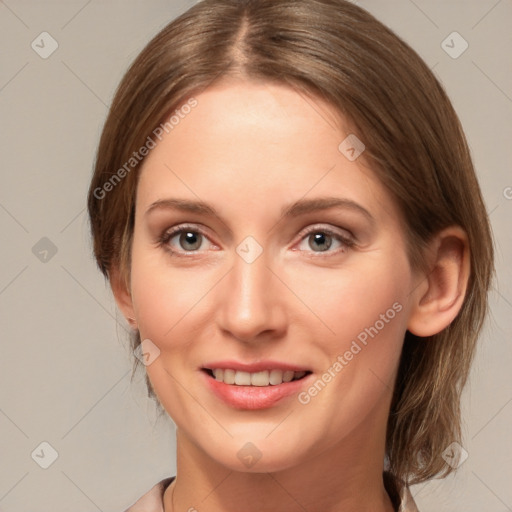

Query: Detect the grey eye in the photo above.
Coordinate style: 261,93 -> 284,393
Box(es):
178,231 -> 203,251
308,232 -> 333,252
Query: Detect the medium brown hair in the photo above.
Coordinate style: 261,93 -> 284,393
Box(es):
87,0 -> 494,485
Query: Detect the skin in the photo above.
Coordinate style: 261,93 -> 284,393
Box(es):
112,78 -> 470,512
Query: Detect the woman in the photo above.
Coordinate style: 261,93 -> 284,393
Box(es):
87,1 -> 494,510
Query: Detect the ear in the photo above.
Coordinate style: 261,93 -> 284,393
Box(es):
407,226 -> 470,337
110,266 -> 138,330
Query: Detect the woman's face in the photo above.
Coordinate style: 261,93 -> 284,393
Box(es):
127,79 -> 417,472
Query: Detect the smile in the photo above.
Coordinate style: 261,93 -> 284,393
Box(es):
205,368 -> 309,386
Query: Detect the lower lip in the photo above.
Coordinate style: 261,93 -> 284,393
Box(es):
203,371 -> 310,410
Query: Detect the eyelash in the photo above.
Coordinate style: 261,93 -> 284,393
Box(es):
157,223 -> 355,258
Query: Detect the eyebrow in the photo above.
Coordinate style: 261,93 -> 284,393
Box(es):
145,197 -> 374,224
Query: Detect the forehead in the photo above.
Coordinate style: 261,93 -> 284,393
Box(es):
136,79 -> 400,226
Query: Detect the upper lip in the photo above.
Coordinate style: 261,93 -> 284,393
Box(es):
202,360 -> 311,373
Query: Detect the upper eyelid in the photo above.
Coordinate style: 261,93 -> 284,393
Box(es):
164,223 -> 211,237
297,223 -> 352,237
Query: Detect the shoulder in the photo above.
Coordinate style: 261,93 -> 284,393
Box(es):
123,477 -> 175,512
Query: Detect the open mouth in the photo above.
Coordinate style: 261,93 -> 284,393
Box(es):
202,368 -> 312,387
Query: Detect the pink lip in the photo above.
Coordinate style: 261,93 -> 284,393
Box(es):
201,365 -> 312,410
202,360 -> 310,372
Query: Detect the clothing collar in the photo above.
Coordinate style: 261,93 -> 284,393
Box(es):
124,474 -> 419,512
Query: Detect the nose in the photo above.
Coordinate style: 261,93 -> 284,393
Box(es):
215,249 -> 288,344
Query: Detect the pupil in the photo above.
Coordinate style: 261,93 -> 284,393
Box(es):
310,232 -> 331,251
180,231 -> 201,250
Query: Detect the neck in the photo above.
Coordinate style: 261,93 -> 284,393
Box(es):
164,417 -> 395,512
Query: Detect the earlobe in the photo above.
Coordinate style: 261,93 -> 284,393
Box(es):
109,267 -> 138,329
407,227 -> 470,337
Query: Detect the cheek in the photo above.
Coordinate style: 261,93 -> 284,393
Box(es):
127,247 -> 217,410
289,266 -> 408,439
289,255 -> 410,405
286,254 -> 409,342
129,242 -> 216,341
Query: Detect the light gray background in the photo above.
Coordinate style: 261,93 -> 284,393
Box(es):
0,1 -> 511,511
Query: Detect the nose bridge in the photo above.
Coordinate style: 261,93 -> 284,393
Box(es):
216,246 -> 286,342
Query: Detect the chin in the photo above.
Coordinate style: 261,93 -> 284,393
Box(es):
193,428 -> 318,474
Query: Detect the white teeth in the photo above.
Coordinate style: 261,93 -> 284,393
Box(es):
251,371 -> 269,386
210,368 -> 307,386
223,368 -> 236,384
269,369 -> 283,385
234,371 -> 251,385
